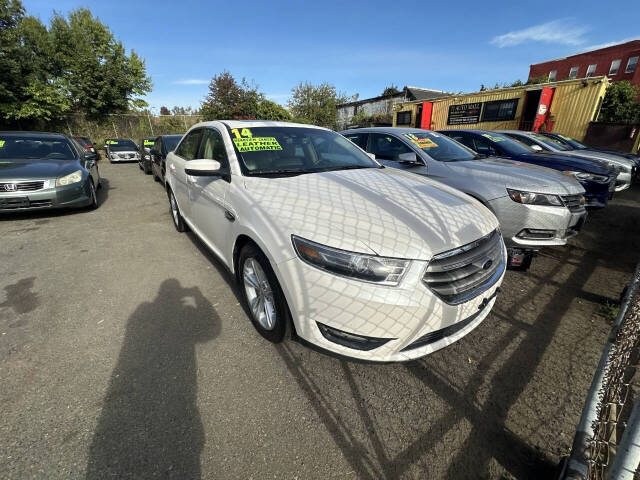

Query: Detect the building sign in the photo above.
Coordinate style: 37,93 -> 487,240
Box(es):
447,102 -> 483,125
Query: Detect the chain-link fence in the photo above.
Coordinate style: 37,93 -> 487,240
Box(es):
57,113 -> 205,145
561,262 -> 640,479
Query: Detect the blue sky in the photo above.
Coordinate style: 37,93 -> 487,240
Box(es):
24,0 -> 640,114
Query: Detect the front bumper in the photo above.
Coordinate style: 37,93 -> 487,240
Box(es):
0,179 -> 93,212
488,195 -> 587,249
275,252 -> 506,362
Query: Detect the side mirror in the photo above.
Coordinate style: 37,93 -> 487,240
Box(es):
531,144 -> 543,152
185,159 -> 223,176
397,152 -> 419,164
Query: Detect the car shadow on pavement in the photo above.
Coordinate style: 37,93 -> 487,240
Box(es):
85,279 -> 220,480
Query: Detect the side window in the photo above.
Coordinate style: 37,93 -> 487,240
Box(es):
450,134 -> 474,150
175,129 -> 203,160
199,129 -> 229,170
343,133 -> 367,149
471,137 -> 496,156
155,138 -> 163,154
370,133 -> 412,160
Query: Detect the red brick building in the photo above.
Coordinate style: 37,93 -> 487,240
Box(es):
528,39 -> 640,87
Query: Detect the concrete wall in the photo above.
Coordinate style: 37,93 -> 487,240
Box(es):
337,95 -> 405,130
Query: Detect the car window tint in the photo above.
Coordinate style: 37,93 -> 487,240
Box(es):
343,133 -> 367,149
370,133 -> 412,160
471,137 -> 496,155
199,129 -> 229,170
175,130 -> 203,160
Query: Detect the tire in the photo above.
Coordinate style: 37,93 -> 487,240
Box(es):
144,162 -> 152,175
152,166 -> 159,182
168,190 -> 186,232
238,243 -> 289,343
87,179 -> 98,210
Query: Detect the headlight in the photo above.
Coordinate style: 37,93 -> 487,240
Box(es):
563,171 -> 609,182
144,154 -> 150,160
56,170 -> 83,187
507,188 -> 563,206
292,235 -> 410,286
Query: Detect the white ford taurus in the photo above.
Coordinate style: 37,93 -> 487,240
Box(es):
165,120 -> 506,362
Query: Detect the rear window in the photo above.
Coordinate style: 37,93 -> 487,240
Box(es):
0,136 -> 77,160
163,135 -> 183,152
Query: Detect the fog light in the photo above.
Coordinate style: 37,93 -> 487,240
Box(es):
516,229 -> 555,239
317,322 -> 392,351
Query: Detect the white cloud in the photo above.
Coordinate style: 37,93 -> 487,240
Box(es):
172,79 -> 209,85
490,20 -> 588,48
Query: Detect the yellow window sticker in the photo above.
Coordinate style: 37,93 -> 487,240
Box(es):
558,134 -> 571,140
0,140 -> 5,148
106,140 -> 118,145
481,133 -> 505,142
403,134 -> 437,148
144,140 -> 154,146
233,137 -> 282,152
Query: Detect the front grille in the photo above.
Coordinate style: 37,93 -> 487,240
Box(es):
0,198 -> 52,210
422,229 -> 505,305
562,194 -> 585,212
117,153 -> 135,159
0,181 -> 45,192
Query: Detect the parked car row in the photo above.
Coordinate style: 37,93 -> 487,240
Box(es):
0,122 -> 636,364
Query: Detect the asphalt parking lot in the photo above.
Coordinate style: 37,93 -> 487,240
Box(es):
1,160 -> 639,480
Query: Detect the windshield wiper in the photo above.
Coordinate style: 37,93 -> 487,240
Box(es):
248,169 -> 311,177
318,165 -> 381,172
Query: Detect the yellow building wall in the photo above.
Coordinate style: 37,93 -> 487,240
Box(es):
393,77 -> 609,141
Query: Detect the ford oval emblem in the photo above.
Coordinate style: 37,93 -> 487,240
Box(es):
482,259 -> 493,270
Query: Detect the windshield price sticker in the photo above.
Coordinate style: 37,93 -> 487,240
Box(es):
559,134 -> 571,141
0,140 -> 4,148
482,133 -> 505,142
404,134 -> 438,148
233,137 -> 282,152
106,140 -> 118,145
144,140 -> 154,146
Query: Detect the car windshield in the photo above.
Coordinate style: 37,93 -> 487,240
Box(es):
0,136 -> 77,160
163,135 -> 183,152
531,133 -> 571,151
482,132 -> 534,155
231,126 -> 380,176
553,134 -> 588,149
107,139 -> 137,151
401,132 -> 477,162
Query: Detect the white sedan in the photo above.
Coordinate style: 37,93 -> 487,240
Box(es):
165,121 -> 506,362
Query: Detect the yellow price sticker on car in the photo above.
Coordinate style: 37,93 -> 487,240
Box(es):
481,133 -> 505,142
558,134 -> 571,140
414,138 -> 438,148
0,140 -> 4,148
144,140 -> 154,146
233,137 -> 283,152
106,140 -> 118,145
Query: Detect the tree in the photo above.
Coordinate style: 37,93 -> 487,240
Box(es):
256,99 -> 291,121
598,81 -> 640,123
160,106 -> 170,115
382,85 -> 400,96
171,106 -> 196,115
200,71 -> 264,120
49,9 -> 151,117
287,82 -> 347,129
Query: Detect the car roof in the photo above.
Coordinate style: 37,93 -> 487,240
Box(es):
158,134 -> 183,138
495,130 -> 535,135
0,131 -> 69,139
193,120 -> 327,131
342,127 -> 445,136
106,138 -> 135,141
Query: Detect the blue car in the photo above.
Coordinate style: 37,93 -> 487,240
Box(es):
439,130 -> 616,208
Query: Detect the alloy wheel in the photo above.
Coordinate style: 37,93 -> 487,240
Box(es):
242,258 -> 277,331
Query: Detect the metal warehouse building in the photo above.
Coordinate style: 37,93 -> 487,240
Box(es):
392,76 -> 610,141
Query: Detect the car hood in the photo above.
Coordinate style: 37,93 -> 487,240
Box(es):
445,156 -> 585,196
560,150 -> 635,170
0,159 -> 81,180
517,152 -> 612,175
242,167 -> 499,260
